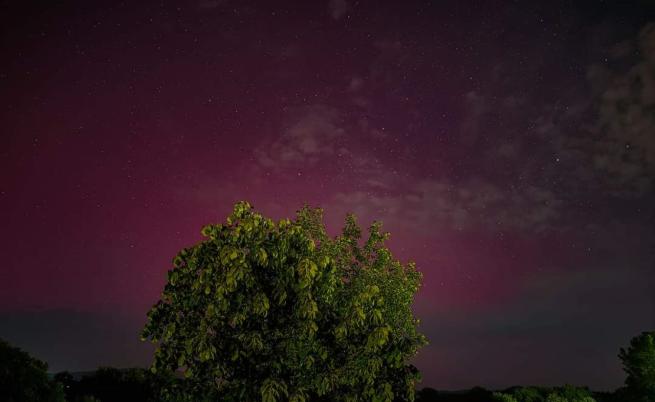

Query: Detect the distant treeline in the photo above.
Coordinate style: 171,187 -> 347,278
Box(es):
416,386 -> 618,402
2,335 -> 653,402
47,368 -> 631,402
16,366 -> 640,402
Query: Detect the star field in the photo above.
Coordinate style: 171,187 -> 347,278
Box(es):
1,0 -> 654,390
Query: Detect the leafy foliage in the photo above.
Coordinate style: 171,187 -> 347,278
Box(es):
142,201 -> 427,402
492,386 -> 596,402
0,338 -> 65,402
619,331 -> 655,402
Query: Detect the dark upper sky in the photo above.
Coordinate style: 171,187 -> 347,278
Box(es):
1,0 -> 654,391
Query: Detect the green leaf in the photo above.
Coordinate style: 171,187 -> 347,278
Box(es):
142,201 -> 427,402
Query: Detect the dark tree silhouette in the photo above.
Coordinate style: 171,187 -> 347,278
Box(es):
53,367 -> 176,402
492,385 -> 595,402
0,338 -> 65,402
619,331 -> 655,402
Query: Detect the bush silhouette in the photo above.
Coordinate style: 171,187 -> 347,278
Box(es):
0,338 -> 65,402
492,385 -> 595,402
52,367 -> 176,402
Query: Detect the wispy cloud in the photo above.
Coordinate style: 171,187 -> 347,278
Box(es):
255,105 -> 345,169
198,0 -> 228,10
328,0 -> 349,20
247,22 -> 655,235
583,22 -> 655,197
334,178 -> 562,234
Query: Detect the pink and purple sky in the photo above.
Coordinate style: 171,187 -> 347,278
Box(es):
1,0 -> 654,391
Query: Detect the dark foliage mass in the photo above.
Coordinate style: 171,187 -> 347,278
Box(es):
0,338 -> 65,402
618,331 -> 655,402
53,367 -> 173,402
415,386 -> 615,402
1,331 -> 654,402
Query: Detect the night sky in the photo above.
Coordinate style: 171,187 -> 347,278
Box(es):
1,0 -> 654,391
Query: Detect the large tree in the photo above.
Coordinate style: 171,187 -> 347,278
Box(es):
142,201 -> 427,402
619,331 -> 655,402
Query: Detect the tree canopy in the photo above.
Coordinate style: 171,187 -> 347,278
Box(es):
142,201 -> 427,402
0,338 -> 65,402
619,331 -> 655,402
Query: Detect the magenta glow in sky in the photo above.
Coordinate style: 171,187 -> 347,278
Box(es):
1,0 -> 654,391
